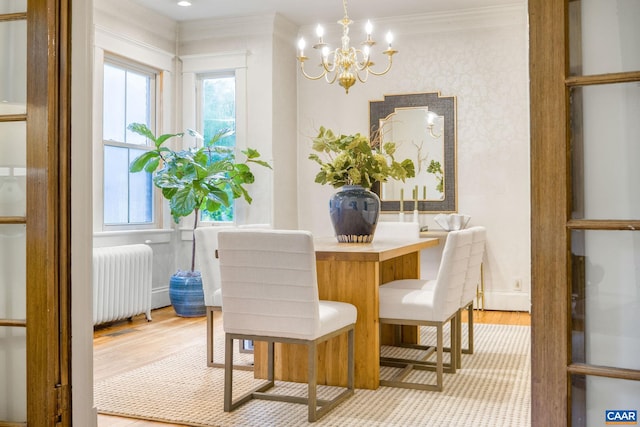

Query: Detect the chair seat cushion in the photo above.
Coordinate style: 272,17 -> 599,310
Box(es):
317,300 -> 357,339
381,278 -> 436,291
379,286 -> 440,321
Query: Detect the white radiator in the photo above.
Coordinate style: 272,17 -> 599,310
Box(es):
93,244 -> 153,325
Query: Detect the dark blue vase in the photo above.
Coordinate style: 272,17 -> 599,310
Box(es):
169,272 -> 206,317
329,185 -> 380,243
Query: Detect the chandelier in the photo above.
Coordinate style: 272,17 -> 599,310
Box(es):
296,0 -> 398,94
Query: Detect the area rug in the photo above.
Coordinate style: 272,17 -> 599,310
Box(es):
95,323 -> 530,426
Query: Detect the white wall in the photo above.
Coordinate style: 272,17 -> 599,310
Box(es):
296,4 -> 531,310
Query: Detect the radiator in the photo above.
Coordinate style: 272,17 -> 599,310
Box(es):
93,244 -> 153,325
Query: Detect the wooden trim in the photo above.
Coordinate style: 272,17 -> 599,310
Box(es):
25,0 -> 72,423
0,217 -> 27,224
0,12 -> 27,22
567,219 -> 640,230
0,114 -> 27,122
568,363 -> 640,382
566,71 -> 640,87
529,0 -> 570,425
0,319 -> 27,327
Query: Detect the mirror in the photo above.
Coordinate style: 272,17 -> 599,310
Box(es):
370,92 -> 456,212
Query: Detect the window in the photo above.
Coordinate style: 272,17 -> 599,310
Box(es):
198,73 -> 236,222
102,58 -> 156,226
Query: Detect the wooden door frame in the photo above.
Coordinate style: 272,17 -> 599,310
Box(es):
26,0 -> 72,424
529,0 -> 570,425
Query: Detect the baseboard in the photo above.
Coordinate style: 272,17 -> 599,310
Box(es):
482,291 -> 531,312
152,287 -> 170,309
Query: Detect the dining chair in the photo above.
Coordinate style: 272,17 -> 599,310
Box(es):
381,226 -> 486,369
457,226 -> 487,358
217,229 -> 357,422
373,221 -> 420,240
378,228 -> 473,391
194,226 -> 237,369
195,224 -> 271,369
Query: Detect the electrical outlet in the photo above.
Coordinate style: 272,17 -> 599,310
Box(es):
514,278 -> 522,291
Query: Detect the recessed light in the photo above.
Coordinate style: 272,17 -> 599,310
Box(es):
177,1 -> 192,6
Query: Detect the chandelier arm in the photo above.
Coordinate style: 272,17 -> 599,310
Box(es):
365,54 -> 396,76
325,72 -> 339,84
298,63 -> 329,81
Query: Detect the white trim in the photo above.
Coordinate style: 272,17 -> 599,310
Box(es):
94,24 -> 174,71
484,290 -> 531,312
180,51 -> 249,73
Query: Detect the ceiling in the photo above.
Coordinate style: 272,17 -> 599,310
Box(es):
131,0 -> 520,25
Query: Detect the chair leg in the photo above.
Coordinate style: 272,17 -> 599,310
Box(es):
208,307 -> 252,370
223,334 -> 234,412
465,302 -> 474,355
435,323 -> 443,391
307,342 -> 318,422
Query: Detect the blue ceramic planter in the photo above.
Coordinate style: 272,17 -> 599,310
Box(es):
169,272 -> 206,317
329,185 -> 380,243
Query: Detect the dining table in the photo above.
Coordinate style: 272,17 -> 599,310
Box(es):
252,235 -> 440,390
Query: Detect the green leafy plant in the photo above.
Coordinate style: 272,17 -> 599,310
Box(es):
427,160 -> 444,194
308,126 -> 415,189
128,122 -> 271,272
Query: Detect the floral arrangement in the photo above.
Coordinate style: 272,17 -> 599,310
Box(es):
308,126 -> 415,189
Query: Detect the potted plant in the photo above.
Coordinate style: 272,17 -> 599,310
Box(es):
128,123 -> 271,316
309,126 -> 415,242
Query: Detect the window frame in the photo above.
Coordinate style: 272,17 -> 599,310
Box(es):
180,51 -> 249,227
101,54 -> 161,231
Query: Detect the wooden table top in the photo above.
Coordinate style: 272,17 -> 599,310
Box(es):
313,236 -> 439,262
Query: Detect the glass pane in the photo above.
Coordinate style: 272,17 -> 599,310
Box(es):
103,63 -> 125,143
0,20 -> 27,105
201,76 -> 235,145
124,70 -> 150,145
128,148 -> 152,223
571,230 -> 640,371
0,326 -> 26,422
0,121 -> 26,217
0,1 -> 27,13
570,0 -> 640,75
104,145 -> 129,224
570,83 -> 640,220
0,224 -> 26,320
572,374 -> 640,427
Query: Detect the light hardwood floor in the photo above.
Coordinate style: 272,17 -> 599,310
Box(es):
94,306 -> 530,427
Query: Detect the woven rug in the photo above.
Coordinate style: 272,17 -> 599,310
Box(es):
95,323 -> 530,427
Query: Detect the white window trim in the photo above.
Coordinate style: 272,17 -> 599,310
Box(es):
180,51 -> 249,229
93,38 -> 175,233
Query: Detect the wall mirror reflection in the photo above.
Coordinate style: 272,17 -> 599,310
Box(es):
370,92 -> 457,212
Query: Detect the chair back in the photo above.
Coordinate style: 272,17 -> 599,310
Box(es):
430,228 -> 473,320
460,226 -> 487,306
374,221 -> 420,240
194,226 -> 234,307
218,229 -> 321,340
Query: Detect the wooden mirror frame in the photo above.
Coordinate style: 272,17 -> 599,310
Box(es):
370,92 -> 457,212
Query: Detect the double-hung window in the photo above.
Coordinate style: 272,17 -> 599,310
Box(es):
102,58 -> 157,227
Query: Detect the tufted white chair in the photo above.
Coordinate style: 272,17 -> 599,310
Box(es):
373,221 -> 420,241
378,228 -> 473,391
195,224 -> 270,369
217,229 -> 357,422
